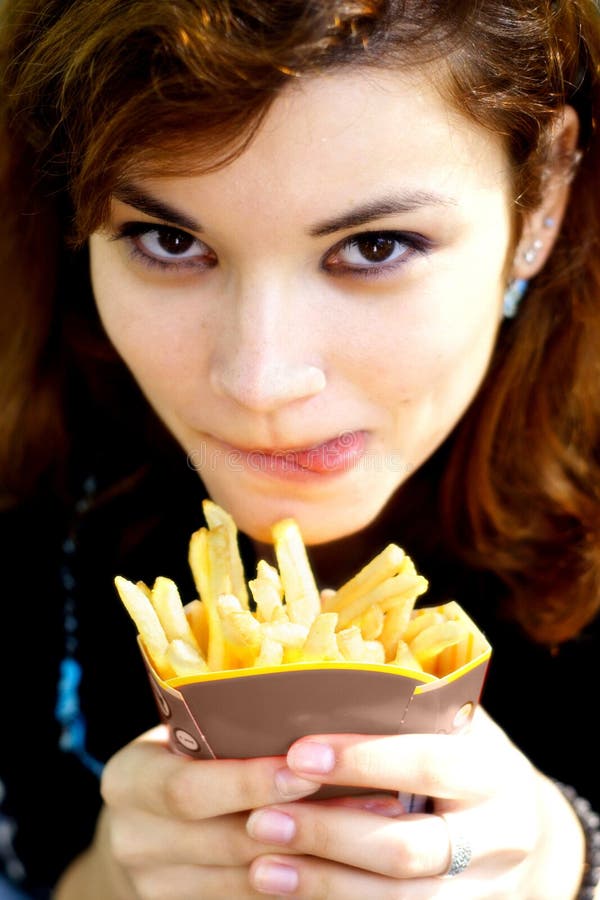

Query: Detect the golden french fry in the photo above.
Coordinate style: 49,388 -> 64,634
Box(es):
203,499 -> 249,608
208,525 -> 233,595
373,561 -> 424,612
272,518 -> 320,627
402,608 -> 445,643
271,605 -> 289,623
324,544 -> 406,612
217,593 -> 243,616
249,564 -> 286,623
409,621 -> 466,668
115,575 -> 168,659
257,559 -> 283,596
218,600 -> 262,651
302,612 -> 342,661
393,640 -> 423,672
114,576 -> 174,678
188,526 -> 229,670
352,604 -> 384,640
441,601 -> 476,669
151,576 -> 199,649
261,620 -> 308,649
254,635 -> 284,667
185,599 -> 208,656
448,631 -> 473,672
216,593 -> 262,667
379,599 -> 417,661
336,627 -> 384,664
166,638 -> 209,676
435,642 -> 457,678
362,640 -> 386,664
136,580 -> 152,599
336,625 -> 365,660
255,607 -> 307,662
335,569 -> 427,629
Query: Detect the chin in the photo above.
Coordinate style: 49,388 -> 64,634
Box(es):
204,487 -> 383,546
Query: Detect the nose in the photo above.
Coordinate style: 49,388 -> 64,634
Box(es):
209,281 -> 327,413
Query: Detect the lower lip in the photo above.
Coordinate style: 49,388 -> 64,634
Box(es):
224,431 -> 368,481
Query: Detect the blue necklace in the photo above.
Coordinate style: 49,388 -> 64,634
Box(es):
54,475 -> 104,779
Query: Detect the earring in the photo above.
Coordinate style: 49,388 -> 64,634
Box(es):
523,239 -> 543,265
503,278 -> 529,319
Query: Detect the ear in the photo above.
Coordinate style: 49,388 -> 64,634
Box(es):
510,105 -> 580,280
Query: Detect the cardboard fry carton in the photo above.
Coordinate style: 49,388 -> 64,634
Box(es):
138,600 -> 491,798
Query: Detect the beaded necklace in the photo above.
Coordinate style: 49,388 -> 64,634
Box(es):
0,476 -> 104,894
54,475 -> 104,779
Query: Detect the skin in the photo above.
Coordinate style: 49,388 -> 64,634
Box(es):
55,68 -> 589,898
89,68 -> 518,546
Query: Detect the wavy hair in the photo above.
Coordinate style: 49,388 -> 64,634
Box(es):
1,0 -> 599,642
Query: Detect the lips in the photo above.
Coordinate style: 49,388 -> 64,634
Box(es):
238,431 -> 368,476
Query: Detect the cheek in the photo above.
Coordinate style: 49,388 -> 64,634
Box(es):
111,323 -> 211,418
90,244 -> 211,407
343,269 -> 503,407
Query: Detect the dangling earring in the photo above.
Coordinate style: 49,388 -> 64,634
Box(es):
503,278 -> 529,319
523,239 -> 543,265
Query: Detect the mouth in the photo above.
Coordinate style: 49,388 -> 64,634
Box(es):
216,431 -> 369,476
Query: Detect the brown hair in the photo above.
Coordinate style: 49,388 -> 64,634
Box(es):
1,0 -> 599,642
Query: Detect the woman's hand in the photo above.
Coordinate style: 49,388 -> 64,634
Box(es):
245,708 -> 586,899
55,711 -> 586,899
54,724 -> 321,900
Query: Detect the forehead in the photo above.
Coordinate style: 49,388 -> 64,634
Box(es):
118,66 -> 511,221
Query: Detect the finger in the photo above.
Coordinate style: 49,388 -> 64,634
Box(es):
249,853 -> 489,899
247,806 -> 453,879
285,708 -> 520,802
101,726 -> 320,820
110,807 -> 302,868
130,863 -> 265,900
247,800 -> 534,887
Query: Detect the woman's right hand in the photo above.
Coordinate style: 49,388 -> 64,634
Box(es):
54,725 -> 322,900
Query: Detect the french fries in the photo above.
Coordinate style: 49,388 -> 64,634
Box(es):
114,576 -> 174,679
272,518 -> 321,627
116,502 -> 477,682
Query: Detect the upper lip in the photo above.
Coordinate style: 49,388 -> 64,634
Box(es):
214,432 -> 363,455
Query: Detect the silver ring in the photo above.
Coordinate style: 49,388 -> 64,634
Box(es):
439,815 -> 472,877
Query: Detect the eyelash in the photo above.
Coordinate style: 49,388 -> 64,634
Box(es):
321,230 -> 431,280
111,222 -> 431,279
111,222 -> 216,272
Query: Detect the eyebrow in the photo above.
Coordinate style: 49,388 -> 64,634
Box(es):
112,184 -> 203,233
308,191 -> 457,237
112,184 -> 457,238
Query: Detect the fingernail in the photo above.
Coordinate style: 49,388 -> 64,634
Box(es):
275,766 -> 320,799
288,741 -> 335,775
247,809 -> 296,844
252,860 -> 299,894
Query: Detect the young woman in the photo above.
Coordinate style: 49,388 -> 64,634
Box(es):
1,1 -> 599,897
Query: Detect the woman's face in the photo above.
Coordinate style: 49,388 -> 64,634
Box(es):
89,67 -> 515,544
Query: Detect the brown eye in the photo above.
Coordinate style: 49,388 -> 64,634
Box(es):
353,235 -> 399,263
324,230 -> 414,276
128,225 -> 217,268
156,229 -> 196,255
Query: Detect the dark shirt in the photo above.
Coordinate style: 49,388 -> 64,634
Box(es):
1,414 -> 598,898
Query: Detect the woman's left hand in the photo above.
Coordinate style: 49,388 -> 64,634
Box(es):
245,707 -> 585,899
